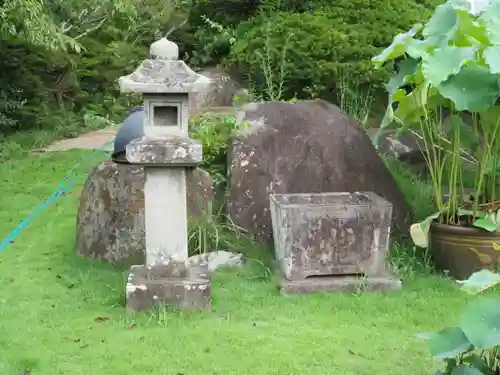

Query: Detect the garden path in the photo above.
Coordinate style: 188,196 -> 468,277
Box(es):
33,127 -> 117,153
33,106 -> 236,153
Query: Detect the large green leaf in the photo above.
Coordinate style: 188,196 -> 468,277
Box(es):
462,353 -> 492,374
472,214 -> 498,232
422,46 -> 476,86
426,327 -> 474,359
448,0 -> 472,11
423,2 -> 459,44
457,269 -> 500,294
372,24 -> 423,65
479,0 -> 500,44
484,46 -> 500,74
449,0 -> 489,15
410,212 -> 441,248
483,154 -> 500,175
469,0 -> 493,14
438,64 -> 500,112
460,298 -> 500,349
378,98 -> 394,131
386,57 -> 420,94
406,39 -> 432,59
427,91 -> 451,110
479,106 -> 500,133
455,8 -> 490,45
393,92 -> 424,127
392,83 -> 444,132
377,88 -> 408,132
451,365 -> 487,375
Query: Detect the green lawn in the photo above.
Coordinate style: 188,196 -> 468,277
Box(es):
0,150 -> 477,375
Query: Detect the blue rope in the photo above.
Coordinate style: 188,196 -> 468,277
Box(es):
0,142 -> 114,252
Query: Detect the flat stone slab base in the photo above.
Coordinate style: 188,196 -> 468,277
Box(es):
126,263 -> 211,313
279,275 -> 402,295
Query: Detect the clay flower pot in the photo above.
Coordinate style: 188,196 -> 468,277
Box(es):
430,222 -> 500,279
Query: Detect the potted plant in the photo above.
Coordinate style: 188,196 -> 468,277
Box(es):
372,0 -> 500,279
418,267 -> 500,374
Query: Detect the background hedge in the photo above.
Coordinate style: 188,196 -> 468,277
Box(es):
0,0 -> 444,137
223,0 -> 442,101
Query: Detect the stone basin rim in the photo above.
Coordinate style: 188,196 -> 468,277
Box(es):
269,191 -> 385,208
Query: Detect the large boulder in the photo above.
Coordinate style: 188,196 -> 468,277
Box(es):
76,161 -> 213,266
188,67 -> 243,109
227,100 -> 413,243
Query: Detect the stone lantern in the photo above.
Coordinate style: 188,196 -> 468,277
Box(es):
118,38 -> 212,312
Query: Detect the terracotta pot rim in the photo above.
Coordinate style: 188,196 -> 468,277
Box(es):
431,221 -> 500,237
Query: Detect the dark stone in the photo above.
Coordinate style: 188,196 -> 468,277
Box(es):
112,107 -> 144,162
76,161 -> 213,266
227,100 -> 413,244
126,260 -> 211,313
189,67 -> 243,109
364,127 -> 426,173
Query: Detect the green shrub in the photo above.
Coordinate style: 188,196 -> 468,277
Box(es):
189,0 -> 260,27
225,0 -> 439,100
189,113 -> 243,192
0,90 -> 26,131
186,0 -> 346,67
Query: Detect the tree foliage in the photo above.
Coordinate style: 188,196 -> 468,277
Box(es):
0,0 -> 445,137
0,0 -> 188,134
